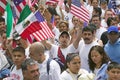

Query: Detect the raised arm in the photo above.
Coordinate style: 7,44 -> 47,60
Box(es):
73,20 -> 83,49
41,40 -> 52,50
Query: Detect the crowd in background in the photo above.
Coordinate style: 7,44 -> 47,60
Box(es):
0,0 -> 120,80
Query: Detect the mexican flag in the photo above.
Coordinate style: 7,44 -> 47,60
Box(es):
6,3 -> 13,39
17,5 -> 31,24
15,6 -> 41,39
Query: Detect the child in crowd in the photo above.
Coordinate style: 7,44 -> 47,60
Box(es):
10,47 -> 26,80
107,62 -> 120,80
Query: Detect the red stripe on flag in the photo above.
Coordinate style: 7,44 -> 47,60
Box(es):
71,8 -> 88,21
16,5 -> 22,12
15,0 -> 26,13
70,0 -> 90,22
13,0 -> 27,18
32,22 -> 54,41
0,7 -> 4,13
71,4 -> 89,22
1,0 -> 6,5
0,0 -> 7,13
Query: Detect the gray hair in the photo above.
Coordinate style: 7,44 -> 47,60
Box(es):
21,58 -> 38,71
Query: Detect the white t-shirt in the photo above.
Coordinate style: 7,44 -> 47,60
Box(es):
39,56 -> 61,80
101,19 -> 108,28
10,66 -> 23,80
77,40 -> 99,72
96,27 -> 107,40
25,46 -> 30,58
0,52 -> 9,70
49,44 -> 76,59
60,69 -> 91,80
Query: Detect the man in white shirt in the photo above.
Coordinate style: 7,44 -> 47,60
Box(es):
91,14 -> 107,40
29,42 -> 61,80
76,26 -> 99,72
101,9 -> 113,28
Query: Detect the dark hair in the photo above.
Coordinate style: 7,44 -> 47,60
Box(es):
82,26 -> 94,34
12,46 -> 25,55
101,0 -> 109,4
93,7 -> 102,17
88,23 -> 97,31
107,17 -> 117,27
107,62 -> 120,71
66,53 -> 79,63
33,3 -> 38,10
88,45 -> 110,72
65,53 -> 80,70
21,58 -> 38,71
91,14 -> 101,21
0,17 -> 5,22
0,30 -> 6,36
91,0 -> 98,4
100,0 -> 107,4
54,14 -> 60,17
47,7 -> 57,16
64,0 -> 68,5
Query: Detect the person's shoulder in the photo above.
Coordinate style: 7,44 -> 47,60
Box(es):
61,70 -> 68,76
79,69 -> 89,74
78,69 -> 95,80
60,70 -> 71,80
50,59 -> 59,66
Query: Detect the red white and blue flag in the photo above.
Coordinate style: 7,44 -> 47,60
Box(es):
32,11 -> 54,41
13,0 -> 27,19
15,10 -> 54,41
71,0 -> 90,22
0,0 -> 7,13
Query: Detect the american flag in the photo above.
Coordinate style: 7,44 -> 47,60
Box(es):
13,0 -> 27,18
0,0 -> 7,13
0,0 -> 27,24
32,11 -> 54,41
51,16 -> 56,27
71,0 -> 90,22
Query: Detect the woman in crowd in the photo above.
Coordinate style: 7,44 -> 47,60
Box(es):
88,45 -> 110,80
60,53 -> 94,80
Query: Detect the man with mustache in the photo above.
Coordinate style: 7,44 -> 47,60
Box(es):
76,26 -> 99,72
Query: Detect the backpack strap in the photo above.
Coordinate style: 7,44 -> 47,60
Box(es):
47,58 -> 52,75
10,64 -> 15,71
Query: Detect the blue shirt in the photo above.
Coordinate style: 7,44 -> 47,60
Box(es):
104,38 -> 120,63
94,63 -> 108,80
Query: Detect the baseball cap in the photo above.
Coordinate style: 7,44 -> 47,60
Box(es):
59,31 -> 70,38
107,26 -> 119,34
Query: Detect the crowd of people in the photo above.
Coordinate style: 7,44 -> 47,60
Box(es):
0,0 -> 120,80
